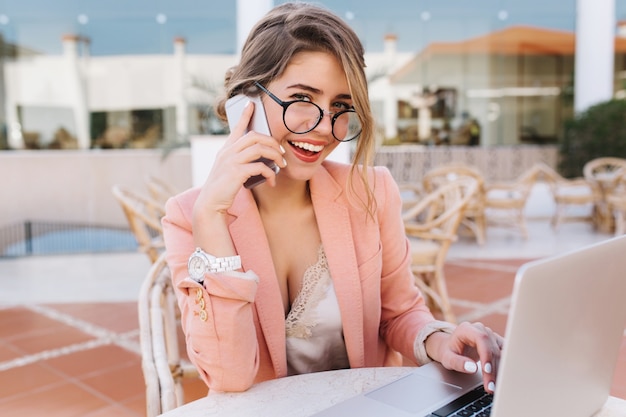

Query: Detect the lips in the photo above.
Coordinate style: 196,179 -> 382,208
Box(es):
288,140 -> 325,163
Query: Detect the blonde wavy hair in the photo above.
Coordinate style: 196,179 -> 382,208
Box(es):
215,2 -> 377,217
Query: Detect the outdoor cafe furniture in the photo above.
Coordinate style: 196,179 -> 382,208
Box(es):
536,163 -> 595,230
481,164 -> 546,240
583,157 -> 626,233
111,184 -> 165,264
422,163 -> 487,245
145,174 -> 178,207
138,252 -> 202,417
402,178 -> 478,322
607,170 -> 626,236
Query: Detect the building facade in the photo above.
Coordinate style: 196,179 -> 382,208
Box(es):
0,0 -> 623,150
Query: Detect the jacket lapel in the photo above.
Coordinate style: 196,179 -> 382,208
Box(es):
228,189 -> 287,377
310,167 -> 365,367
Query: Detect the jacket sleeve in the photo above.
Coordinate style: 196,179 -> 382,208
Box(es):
161,194 -> 261,392
375,167 -> 438,363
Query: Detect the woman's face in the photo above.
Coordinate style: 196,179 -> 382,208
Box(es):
262,51 -> 351,182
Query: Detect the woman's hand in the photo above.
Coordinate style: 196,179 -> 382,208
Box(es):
196,100 -> 286,214
425,322 -> 504,393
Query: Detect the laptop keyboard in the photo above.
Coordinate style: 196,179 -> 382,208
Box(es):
427,386 -> 493,417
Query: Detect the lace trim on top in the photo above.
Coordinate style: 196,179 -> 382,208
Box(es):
285,245 -> 330,339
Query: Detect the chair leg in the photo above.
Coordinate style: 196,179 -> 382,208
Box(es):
412,268 -> 456,323
432,269 -> 456,323
517,210 -> 528,239
551,205 -> 563,230
615,209 -> 625,236
476,214 -> 487,246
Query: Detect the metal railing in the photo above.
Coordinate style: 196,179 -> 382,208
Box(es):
0,221 -> 138,257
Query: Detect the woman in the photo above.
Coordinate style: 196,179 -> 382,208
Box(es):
162,2 -> 502,393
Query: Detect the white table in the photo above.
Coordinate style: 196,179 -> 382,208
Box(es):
159,367 -> 626,417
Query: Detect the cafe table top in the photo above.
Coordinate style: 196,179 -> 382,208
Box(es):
159,367 -> 626,417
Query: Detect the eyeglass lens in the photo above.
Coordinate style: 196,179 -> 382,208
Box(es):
284,101 -> 360,142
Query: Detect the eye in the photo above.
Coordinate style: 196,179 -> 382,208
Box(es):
292,93 -> 312,102
331,101 -> 352,112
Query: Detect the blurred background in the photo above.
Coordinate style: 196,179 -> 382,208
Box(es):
2,2 -> 626,415
0,0 -> 625,249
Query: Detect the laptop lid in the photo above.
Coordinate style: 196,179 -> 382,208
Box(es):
491,234 -> 626,416
313,235 -> 626,417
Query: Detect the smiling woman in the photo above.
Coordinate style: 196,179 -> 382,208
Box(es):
161,1 -> 503,396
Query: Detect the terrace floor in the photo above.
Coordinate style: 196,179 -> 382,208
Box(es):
0,217 -> 624,416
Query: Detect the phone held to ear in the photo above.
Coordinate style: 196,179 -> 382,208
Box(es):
225,94 -> 280,189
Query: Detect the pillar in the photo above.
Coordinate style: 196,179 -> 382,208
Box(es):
174,37 -> 188,139
236,0 -> 273,54
575,0 -> 615,113
63,34 -> 90,149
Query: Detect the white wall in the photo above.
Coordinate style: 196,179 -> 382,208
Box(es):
0,149 -> 193,227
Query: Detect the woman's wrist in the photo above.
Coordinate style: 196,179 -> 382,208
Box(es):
192,202 -> 236,256
414,320 -> 456,365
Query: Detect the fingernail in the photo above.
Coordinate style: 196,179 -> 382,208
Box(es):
484,362 -> 492,374
282,157 -> 287,167
280,145 -> 286,154
488,381 -> 495,392
464,361 -> 478,373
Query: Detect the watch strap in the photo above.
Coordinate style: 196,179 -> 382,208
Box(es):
208,254 -> 242,273
190,247 -> 241,276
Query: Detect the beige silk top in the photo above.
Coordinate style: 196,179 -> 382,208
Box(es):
285,246 -> 350,375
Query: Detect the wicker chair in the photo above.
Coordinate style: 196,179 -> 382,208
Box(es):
534,163 -> 595,230
607,171 -> 626,236
482,164 -> 545,239
403,178 -> 478,322
138,252 -> 202,416
422,163 -> 487,245
146,175 -> 178,207
583,157 -> 626,233
398,182 -> 425,213
112,185 -> 165,263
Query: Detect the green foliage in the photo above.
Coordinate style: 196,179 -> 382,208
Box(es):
559,99 -> 626,178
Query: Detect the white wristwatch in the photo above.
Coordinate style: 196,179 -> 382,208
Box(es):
187,247 -> 242,283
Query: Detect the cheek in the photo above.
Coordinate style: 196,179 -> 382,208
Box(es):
325,140 -> 341,154
264,103 -> 287,138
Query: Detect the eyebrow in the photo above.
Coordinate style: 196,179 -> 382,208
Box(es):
286,83 -> 352,101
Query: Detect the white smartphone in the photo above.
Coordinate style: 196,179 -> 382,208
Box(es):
225,94 -> 279,189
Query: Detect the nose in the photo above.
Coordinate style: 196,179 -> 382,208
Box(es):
314,110 -> 334,135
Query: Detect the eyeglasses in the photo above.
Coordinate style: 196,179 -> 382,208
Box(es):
254,82 -> 361,142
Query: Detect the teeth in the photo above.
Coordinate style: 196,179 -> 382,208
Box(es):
290,141 -> 324,153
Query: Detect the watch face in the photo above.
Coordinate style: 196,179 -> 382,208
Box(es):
188,255 -> 207,281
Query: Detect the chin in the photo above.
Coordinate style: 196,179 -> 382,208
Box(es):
280,165 -> 321,182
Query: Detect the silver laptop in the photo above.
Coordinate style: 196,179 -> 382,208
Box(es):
314,235 -> 626,417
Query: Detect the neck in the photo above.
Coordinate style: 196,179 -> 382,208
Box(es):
252,177 -> 311,214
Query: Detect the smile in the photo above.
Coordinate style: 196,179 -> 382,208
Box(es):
289,141 -> 324,153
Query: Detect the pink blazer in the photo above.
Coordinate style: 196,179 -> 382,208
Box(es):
162,161 -> 435,392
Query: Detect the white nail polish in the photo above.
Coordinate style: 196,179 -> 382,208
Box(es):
280,145 -> 286,154
488,381 -> 496,392
282,157 -> 287,166
484,362 -> 492,374
464,361 -> 478,373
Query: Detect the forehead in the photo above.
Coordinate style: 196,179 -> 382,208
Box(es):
274,51 -> 349,93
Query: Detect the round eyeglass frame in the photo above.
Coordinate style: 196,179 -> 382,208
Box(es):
254,81 -> 361,142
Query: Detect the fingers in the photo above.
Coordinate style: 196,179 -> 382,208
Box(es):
443,322 -> 503,394
225,99 -> 254,145
214,98 -> 286,186
224,100 -> 285,172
